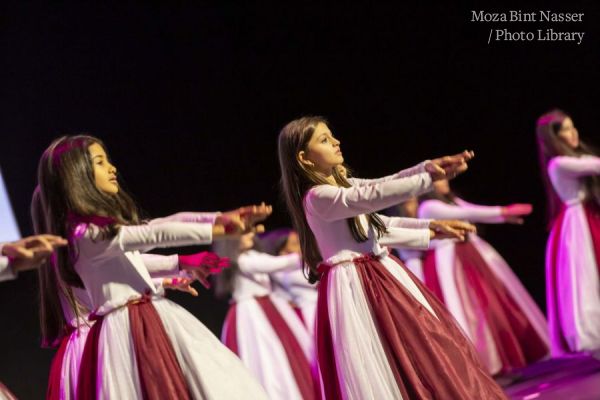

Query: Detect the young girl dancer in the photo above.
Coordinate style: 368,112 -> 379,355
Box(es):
36,135 -> 270,400
537,109 -> 600,355
417,179 -> 549,374
216,230 -> 319,400
278,116 -> 507,399
265,229 -> 320,337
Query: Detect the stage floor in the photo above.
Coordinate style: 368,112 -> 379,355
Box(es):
499,351 -> 600,400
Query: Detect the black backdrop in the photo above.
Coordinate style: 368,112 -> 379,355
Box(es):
1,3 -> 598,398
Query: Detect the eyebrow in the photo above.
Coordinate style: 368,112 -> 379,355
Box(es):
92,154 -> 105,160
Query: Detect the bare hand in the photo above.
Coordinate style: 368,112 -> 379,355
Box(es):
2,235 -> 68,272
162,276 -> 199,297
427,150 -> 475,181
429,220 -> 476,241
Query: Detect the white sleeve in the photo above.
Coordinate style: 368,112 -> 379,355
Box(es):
549,156 -> 600,178
238,251 -> 302,275
347,162 -> 429,186
0,254 -> 17,282
141,254 -> 180,277
148,212 -> 219,225
271,268 -> 314,289
77,221 -> 213,255
379,227 -> 430,250
378,214 -> 432,229
305,173 -> 433,222
418,199 -> 504,223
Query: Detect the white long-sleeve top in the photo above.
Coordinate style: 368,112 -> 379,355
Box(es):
61,253 -> 181,326
305,162 -> 433,262
418,197 -> 504,224
378,214 -> 432,250
0,244 -> 16,282
548,155 -> 600,204
148,212 -> 218,225
73,221 -> 213,315
271,267 -> 317,307
233,250 -> 302,301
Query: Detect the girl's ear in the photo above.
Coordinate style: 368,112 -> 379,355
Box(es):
297,151 -> 314,168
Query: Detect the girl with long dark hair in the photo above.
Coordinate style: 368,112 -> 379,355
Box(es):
35,135 -> 269,399
537,109 -> 600,355
278,116 -> 506,399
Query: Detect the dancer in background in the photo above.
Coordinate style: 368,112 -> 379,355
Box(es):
418,179 -> 549,375
537,109 -> 600,355
278,116 -> 506,399
0,234 -> 66,400
395,197 -> 426,280
216,230 -> 319,400
262,228 -> 319,337
36,135 -> 270,400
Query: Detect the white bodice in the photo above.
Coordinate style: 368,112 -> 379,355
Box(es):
305,162 -> 433,263
548,155 -> 600,205
232,250 -> 301,301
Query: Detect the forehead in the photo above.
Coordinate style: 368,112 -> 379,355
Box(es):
310,122 -> 331,139
561,117 -> 573,127
88,142 -> 107,157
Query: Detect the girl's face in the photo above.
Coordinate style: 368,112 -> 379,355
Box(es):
299,122 -> 344,175
279,232 -> 300,255
558,117 -> 579,149
89,143 -> 119,195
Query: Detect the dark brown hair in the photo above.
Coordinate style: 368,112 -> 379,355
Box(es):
33,135 -> 141,346
536,110 -> 600,227
278,116 -> 387,283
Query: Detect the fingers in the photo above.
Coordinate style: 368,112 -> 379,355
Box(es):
30,235 -> 68,247
1,243 -> 35,259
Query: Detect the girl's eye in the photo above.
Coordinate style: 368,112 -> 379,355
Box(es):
321,138 -> 328,143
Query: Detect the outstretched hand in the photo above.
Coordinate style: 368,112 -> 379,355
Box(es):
215,203 -> 273,237
429,220 -> 476,241
426,150 -> 475,181
162,276 -> 199,297
179,251 -> 231,289
502,203 -> 533,224
2,234 -> 68,272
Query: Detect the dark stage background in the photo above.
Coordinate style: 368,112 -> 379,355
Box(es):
1,3 -> 598,398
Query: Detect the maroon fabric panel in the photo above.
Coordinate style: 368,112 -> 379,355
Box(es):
584,201 -> 600,277
547,207 -> 571,353
315,267 -> 343,400
221,303 -> 239,355
355,254 -> 506,399
454,241 -> 548,372
257,296 -> 318,400
423,249 -> 446,305
128,300 -> 191,400
77,316 -> 104,400
46,328 -> 74,400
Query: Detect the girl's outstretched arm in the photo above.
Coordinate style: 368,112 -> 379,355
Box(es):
76,221 -> 215,254
305,172 -> 432,221
238,251 -> 302,275
347,161 -> 430,186
549,155 -> 600,178
419,198 -> 505,224
378,214 -> 432,230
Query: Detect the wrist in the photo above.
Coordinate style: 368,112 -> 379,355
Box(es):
212,225 -> 225,237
